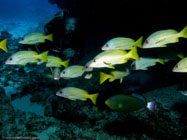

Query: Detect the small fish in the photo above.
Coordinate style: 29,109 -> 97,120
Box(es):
38,55 -> 69,68
102,36 -> 143,50
53,67 -> 61,80
19,32 -> 53,44
172,57 -> 187,72
143,26 -> 187,48
87,47 -> 139,69
105,94 -> 155,113
131,57 -> 164,70
0,38 -> 8,52
100,69 -> 130,84
60,65 -> 84,79
5,51 -> 48,65
84,73 -> 93,79
56,87 -> 99,105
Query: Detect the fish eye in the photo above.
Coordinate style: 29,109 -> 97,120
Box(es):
93,59 -> 96,62
59,91 -> 63,93
145,40 -> 149,44
9,58 -> 12,61
105,44 -> 109,47
62,71 -> 65,74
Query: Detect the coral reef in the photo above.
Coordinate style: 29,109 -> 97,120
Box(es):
1,30 -> 187,140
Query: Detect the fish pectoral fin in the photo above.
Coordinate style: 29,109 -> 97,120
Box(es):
120,78 -> 123,84
118,103 -> 123,109
104,61 -> 111,65
80,98 -> 87,101
155,39 -> 166,44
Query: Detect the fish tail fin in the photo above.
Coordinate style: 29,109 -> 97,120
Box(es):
134,36 -> 143,48
177,53 -> 184,59
179,25 -> 187,38
0,38 -> 8,52
100,72 -> 112,84
147,101 -> 155,112
61,59 -> 70,68
158,59 -> 164,64
46,34 -> 53,41
127,47 -> 140,60
38,51 -> 48,62
89,93 -> 99,105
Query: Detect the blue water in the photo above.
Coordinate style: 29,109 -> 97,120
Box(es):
0,0 -> 60,37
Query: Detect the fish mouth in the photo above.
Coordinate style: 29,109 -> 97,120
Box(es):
18,40 -> 25,44
105,100 -> 109,105
101,46 -> 105,50
172,67 -> 182,72
5,60 -> 9,64
83,66 -> 93,72
142,43 -> 148,48
172,68 -> 176,72
56,91 -> 63,96
54,76 -> 60,80
54,74 -> 60,80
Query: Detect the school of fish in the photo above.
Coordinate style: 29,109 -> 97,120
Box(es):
1,23 -> 187,113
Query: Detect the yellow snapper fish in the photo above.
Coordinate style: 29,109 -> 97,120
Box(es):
100,69 -> 130,84
172,57 -> 187,72
87,47 -> 139,69
5,51 -> 48,65
60,65 -> 84,79
56,87 -> 99,105
143,26 -> 187,48
102,36 -> 143,50
131,57 -> 164,70
0,38 -> 8,52
38,55 -> 69,68
19,32 -> 53,44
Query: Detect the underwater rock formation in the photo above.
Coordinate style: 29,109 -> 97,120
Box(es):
0,30 -> 12,39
